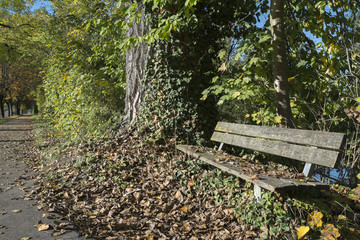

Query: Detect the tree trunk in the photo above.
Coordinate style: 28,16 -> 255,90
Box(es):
270,0 -> 295,128
1,62 -> 10,118
9,101 -> 13,116
6,101 -> 11,117
16,102 -> 20,115
121,0 -> 149,128
0,97 -> 4,118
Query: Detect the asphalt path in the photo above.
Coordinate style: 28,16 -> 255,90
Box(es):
0,116 -> 90,240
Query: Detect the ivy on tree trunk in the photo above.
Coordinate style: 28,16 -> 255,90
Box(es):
270,0 -> 295,128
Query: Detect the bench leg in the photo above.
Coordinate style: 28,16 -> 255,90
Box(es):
254,184 -> 262,200
302,162 -> 315,177
218,142 -> 224,151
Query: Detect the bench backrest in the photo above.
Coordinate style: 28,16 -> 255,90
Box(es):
210,122 -> 346,168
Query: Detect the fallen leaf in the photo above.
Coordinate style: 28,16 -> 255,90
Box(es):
11,209 -> 22,213
297,226 -> 310,239
250,175 -> 259,180
174,190 -> 182,199
37,224 -> 50,231
307,211 -> 323,227
144,235 -> 154,240
321,224 -> 340,239
181,206 -> 188,213
52,230 -> 66,236
42,213 -> 55,219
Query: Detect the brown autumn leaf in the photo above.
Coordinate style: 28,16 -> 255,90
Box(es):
174,190 -> 182,199
181,206 -> 188,213
223,208 -> 233,216
187,181 -> 195,187
250,175 -> 259,180
52,230 -> 66,237
42,213 -> 55,219
37,224 -> 51,231
321,224 -> 341,239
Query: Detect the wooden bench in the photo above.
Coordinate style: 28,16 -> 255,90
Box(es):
176,121 -> 346,199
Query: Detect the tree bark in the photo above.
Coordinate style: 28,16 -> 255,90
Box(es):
121,0 -> 149,128
16,102 -> 20,115
270,0 -> 295,128
1,62 -> 10,118
0,97 -> 4,118
6,101 -> 11,117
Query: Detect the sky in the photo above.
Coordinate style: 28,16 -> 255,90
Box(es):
31,0 -> 53,12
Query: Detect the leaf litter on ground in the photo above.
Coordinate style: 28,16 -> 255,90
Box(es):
26,129 -> 297,239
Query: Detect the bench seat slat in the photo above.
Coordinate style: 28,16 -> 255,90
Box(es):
211,131 -> 340,168
176,145 -> 329,192
215,122 -> 345,150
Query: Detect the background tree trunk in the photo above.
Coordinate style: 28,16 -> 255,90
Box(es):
6,101 -> 11,117
270,0 -> 295,128
1,62 -> 10,118
16,102 -> 20,115
121,0 -> 149,128
0,97 -> 4,118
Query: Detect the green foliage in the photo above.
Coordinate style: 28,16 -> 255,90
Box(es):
137,0 -> 258,143
235,192 -> 293,239
199,0 -> 360,183
38,0 -> 126,142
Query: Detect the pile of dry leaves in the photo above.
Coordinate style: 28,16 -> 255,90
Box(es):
26,130 -> 294,239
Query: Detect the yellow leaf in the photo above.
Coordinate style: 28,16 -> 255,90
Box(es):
245,114 -> 250,119
181,206 -> 188,212
297,226 -> 310,239
274,116 -> 282,123
321,224 -> 340,239
288,76 -> 295,82
307,211 -> 323,227
218,63 -> 226,72
233,91 -> 241,99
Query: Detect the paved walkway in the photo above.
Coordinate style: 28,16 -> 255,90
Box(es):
0,116 -> 89,240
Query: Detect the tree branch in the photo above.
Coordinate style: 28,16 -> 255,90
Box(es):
0,23 -> 12,28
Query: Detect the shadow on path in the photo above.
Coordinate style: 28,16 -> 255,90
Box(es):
0,116 -> 91,240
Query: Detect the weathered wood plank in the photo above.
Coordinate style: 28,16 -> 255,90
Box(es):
176,145 -> 329,192
215,122 -> 346,150
211,131 -> 340,168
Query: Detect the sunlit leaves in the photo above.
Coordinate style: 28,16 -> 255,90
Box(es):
307,210 -> 323,227
297,225 -> 309,239
38,0 -> 126,141
321,224 -> 340,239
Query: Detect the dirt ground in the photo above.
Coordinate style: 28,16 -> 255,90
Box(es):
0,116 -> 90,240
